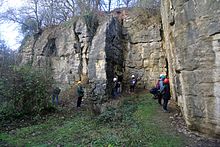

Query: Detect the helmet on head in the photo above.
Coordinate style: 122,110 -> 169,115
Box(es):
160,74 -> 166,79
131,75 -> 135,78
164,78 -> 169,84
113,77 -> 117,82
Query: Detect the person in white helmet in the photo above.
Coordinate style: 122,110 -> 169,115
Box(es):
112,77 -> 120,98
130,75 -> 137,93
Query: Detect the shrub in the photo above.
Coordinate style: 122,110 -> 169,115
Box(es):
0,65 -> 53,119
97,107 -> 118,123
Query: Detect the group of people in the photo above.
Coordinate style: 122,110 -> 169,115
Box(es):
52,73 -> 170,111
112,74 -> 138,98
51,81 -> 84,108
150,74 -> 171,112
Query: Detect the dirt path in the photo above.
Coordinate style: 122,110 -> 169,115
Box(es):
154,99 -> 220,147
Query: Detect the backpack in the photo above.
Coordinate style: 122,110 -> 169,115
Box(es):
53,87 -> 61,95
156,80 -> 160,89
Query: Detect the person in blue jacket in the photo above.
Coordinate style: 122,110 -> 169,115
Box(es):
158,74 -> 166,105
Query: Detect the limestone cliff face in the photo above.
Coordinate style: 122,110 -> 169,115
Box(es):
161,0 -> 220,136
19,18 -> 90,88
19,11 -> 163,99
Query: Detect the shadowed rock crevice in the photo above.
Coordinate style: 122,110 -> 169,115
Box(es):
42,38 -> 57,57
73,21 -> 83,81
105,17 -> 124,97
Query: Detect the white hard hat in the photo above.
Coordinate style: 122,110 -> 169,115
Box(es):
113,77 -> 117,82
131,75 -> 135,78
160,74 -> 166,79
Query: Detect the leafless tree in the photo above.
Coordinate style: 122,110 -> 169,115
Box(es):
0,0 -> 43,33
107,0 -> 112,12
0,0 -> 161,36
29,0 -> 42,32
122,0 -> 132,7
134,0 -> 160,8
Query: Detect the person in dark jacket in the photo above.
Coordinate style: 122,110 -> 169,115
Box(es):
161,78 -> 171,112
52,87 -> 61,106
112,77 -> 121,98
76,81 -> 84,108
130,75 -> 137,93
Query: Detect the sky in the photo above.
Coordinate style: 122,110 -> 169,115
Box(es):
0,0 -> 24,50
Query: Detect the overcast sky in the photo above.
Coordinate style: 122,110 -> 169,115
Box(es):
0,0 -> 24,50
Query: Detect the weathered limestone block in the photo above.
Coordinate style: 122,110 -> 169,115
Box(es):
18,35 -> 35,64
161,0 -> 220,137
123,11 -> 165,89
19,19 -> 90,89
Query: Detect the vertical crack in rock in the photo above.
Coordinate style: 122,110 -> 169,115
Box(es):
105,17 -> 124,97
73,22 -> 82,81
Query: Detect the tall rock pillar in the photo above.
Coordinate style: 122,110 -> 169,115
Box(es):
161,0 -> 220,137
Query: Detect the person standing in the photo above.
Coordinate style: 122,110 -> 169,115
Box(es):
76,81 -> 84,108
52,87 -> 61,106
158,74 -> 166,105
161,78 -> 171,112
130,75 -> 137,93
112,77 -> 121,98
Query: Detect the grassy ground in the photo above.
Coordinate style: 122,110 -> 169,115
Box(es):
0,92 -> 202,146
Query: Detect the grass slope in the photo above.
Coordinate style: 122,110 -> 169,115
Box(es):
0,92 -> 184,146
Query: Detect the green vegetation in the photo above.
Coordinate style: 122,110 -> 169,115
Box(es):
0,65 -> 53,120
0,93 -> 184,146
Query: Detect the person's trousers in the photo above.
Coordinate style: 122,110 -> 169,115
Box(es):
130,85 -> 135,92
77,96 -> 83,107
163,99 -> 169,111
158,93 -> 162,105
52,94 -> 59,105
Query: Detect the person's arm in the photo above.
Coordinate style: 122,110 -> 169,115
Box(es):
159,80 -> 164,92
